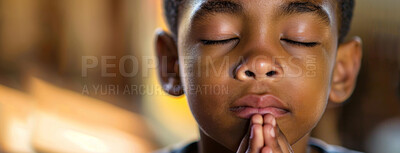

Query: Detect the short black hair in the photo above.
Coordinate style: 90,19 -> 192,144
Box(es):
163,0 -> 355,43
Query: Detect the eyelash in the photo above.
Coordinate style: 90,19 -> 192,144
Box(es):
201,38 -> 319,47
201,38 -> 239,45
281,38 -> 319,47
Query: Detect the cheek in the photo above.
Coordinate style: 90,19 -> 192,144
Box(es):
184,83 -> 244,151
181,54 -> 247,150
298,53 -> 331,111
294,76 -> 330,123
279,53 -> 333,143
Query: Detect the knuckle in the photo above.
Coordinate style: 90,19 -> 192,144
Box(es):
253,124 -> 262,131
263,124 -> 273,130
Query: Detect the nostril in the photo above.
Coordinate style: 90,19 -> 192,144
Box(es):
266,71 -> 277,77
245,70 -> 255,77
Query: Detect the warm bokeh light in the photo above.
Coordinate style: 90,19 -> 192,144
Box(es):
0,77 -> 154,153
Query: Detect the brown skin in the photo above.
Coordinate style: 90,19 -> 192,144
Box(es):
155,0 -> 362,152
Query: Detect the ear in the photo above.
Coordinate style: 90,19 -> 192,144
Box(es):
329,37 -> 363,104
155,29 -> 183,96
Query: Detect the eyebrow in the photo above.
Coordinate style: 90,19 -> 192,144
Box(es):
192,0 -> 243,21
191,0 -> 330,25
279,1 -> 331,25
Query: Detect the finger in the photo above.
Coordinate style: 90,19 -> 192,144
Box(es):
252,114 -> 264,125
263,114 -> 282,152
274,123 -> 294,153
246,114 -> 264,153
263,114 -> 276,127
261,146 -> 272,153
246,124 -> 264,153
264,114 -> 293,153
263,123 -> 283,153
237,114 -> 263,153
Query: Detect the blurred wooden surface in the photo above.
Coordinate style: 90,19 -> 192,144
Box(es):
0,0 -> 159,152
0,0 -> 148,110
0,0 -> 399,152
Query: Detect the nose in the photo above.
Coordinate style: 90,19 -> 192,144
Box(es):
235,55 -> 283,81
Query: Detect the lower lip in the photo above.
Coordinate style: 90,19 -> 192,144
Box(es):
230,107 -> 289,119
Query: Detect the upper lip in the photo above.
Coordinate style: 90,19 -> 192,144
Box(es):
230,94 -> 289,111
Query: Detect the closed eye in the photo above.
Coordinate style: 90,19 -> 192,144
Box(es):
281,38 -> 319,47
201,38 -> 239,45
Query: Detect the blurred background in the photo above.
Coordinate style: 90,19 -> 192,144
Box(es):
0,0 -> 398,153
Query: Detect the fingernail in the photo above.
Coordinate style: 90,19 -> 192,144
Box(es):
270,127 -> 275,137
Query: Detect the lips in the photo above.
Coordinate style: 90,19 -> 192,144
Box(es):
230,94 -> 290,119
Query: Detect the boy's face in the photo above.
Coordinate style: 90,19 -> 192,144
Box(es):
156,0 -> 362,151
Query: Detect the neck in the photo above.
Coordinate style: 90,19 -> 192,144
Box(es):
198,130 -> 233,153
197,130 -> 317,153
292,133 -> 312,153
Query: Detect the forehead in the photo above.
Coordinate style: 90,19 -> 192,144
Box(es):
180,0 -> 338,29
186,0 -> 336,13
